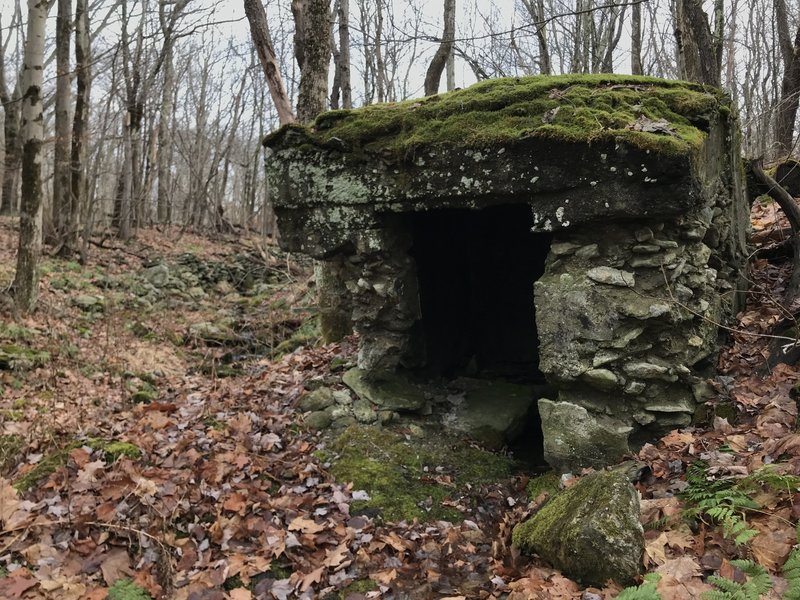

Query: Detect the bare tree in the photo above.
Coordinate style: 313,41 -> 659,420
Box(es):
773,0 -> 800,157
52,0 -> 74,253
244,0 -> 295,125
0,6 -> 22,216
674,0 -> 723,86
12,0 -> 48,313
424,0 -> 456,95
292,0 -> 331,121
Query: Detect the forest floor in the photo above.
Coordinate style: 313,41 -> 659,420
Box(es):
0,205 -> 799,600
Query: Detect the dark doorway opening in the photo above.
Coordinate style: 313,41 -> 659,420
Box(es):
409,204 -> 552,468
410,204 -> 551,382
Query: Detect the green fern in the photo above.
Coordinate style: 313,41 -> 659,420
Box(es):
701,560 -> 772,600
107,579 -> 153,600
681,461 -> 759,546
616,574 -> 662,599
782,524 -> 800,599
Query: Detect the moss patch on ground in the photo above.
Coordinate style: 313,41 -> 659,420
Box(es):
0,434 -> 24,474
268,74 -> 729,160
13,438 -> 141,491
328,424 -> 516,522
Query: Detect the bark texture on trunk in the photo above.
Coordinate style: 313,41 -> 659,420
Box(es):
675,0 -> 721,86
631,1 -> 643,75
13,0 -> 48,314
424,0 -> 456,96
245,0 -> 296,125
70,0 -> 89,255
774,0 -> 800,157
53,0 -> 74,252
293,0 -> 332,122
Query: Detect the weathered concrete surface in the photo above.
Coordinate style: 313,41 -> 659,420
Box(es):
265,74 -> 750,470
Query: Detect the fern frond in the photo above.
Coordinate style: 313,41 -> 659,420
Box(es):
616,574 -> 662,600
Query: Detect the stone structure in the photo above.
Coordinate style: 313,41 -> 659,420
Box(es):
265,75 -> 749,471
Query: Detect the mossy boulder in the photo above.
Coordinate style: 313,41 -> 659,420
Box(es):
328,424 -> 514,522
342,368 -> 426,412
512,469 -> 644,586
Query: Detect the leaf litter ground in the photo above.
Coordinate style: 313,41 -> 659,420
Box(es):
0,206 -> 799,599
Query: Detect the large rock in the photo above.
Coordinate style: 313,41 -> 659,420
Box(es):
445,381 -> 538,448
512,469 -> 644,586
538,398 -> 631,472
342,368 -> 426,412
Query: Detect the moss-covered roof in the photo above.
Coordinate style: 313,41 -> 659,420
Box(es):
266,74 -> 730,159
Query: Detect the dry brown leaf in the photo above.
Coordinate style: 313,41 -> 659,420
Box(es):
287,516 -> 325,534
229,589 -> 252,600
0,569 -> 38,599
372,569 -> 397,585
299,566 -> 324,592
0,477 -> 20,525
751,518 -> 796,571
100,548 -> 133,586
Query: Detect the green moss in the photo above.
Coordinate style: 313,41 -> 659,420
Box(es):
268,75 -> 729,160
0,434 -> 24,474
13,438 -> 141,491
272,316 -> 321,358
107,579 -> 153,600
131,384 -> 157,404
102,442 -> 142,461
0,344 -> 50,371
13,443 -> 77,492
339,579 -> 378,598
0,323 -> 37,341
525,472 -> 560,499
512,470 -> 642,586
329,424 -> 515,522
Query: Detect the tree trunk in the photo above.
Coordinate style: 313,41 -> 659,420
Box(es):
774,0 -> 800,157
424,0 -> 456,96
69,0 -> 89,256
13,0 -> 48,314
244,0 -> 295,125
337,0 -> 351,108
292,0 -> 331,122
0,82 -> 21,215
631,0 -> 643,75
675,0 -> 722,86
156,40 -> 174,223
53,0 -> 73,253
521,0 -> 551,75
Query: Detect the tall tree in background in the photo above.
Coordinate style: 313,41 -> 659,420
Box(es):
70,0 -> 90,252
12,0 -> 48,313
292,0 -> 332,121
0,7 -> 22,216
53,0 -> 74,253
244,0 -> 295,125
330,0 -> 352,109
674,0 -> 723,86
773,0 -> 800,157
631,0 -> 643,75
424,0 -> 456,95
